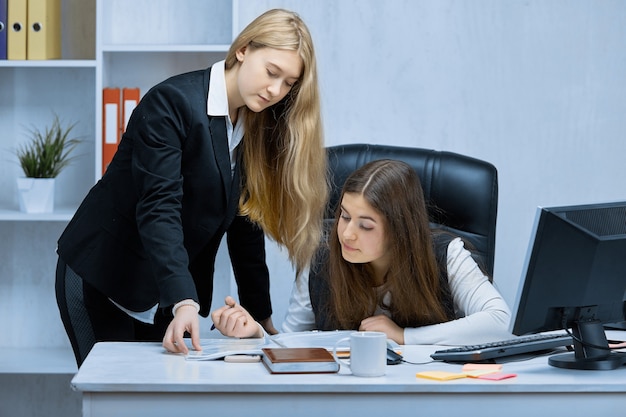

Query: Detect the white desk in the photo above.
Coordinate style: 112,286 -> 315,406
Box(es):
72,338 -> 626,417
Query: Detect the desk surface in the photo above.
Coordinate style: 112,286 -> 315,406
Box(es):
71,333 -> 626,417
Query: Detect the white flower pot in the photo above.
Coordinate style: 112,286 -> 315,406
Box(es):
16,177 -> 55,213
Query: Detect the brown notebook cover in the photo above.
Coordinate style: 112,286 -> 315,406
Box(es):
261,347 -> 340,374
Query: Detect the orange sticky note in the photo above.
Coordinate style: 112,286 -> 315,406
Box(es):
462,363 -> 503,372
464,369 -> 500,378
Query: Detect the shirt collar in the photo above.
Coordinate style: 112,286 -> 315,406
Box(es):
207,60 -> 228,117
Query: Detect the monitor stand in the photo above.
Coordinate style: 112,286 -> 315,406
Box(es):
548,319 -> 626,370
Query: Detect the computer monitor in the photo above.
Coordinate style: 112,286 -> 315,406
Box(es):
510,201 -> 626,370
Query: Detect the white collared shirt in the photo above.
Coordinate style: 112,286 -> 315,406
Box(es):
281,238 -> 512,345
208,60 -> 245,172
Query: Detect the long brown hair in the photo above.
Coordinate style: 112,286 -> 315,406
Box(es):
327,159 -> 451,328
225,9 -> 328,273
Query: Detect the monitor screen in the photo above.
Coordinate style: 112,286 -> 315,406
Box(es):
510,201 -> 626,370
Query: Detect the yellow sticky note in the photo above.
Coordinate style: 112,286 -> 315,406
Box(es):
416,371 -> 467,381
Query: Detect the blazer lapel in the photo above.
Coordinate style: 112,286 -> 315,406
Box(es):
208,116 -> 231,199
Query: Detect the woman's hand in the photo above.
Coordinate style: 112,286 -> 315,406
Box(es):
211,296 -> 264,338
162,302 -> 202,354
359,315 -> 405,345
258,316 -> 279,335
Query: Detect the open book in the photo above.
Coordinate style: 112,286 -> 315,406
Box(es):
185,338 -> 270,361
185,330 -> 360,361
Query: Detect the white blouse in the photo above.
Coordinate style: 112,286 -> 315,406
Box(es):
281,237 -> 512,345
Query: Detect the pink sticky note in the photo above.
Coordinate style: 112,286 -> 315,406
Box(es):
477,373 -> 517,381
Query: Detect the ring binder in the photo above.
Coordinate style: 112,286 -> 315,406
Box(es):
27,0 -> 61,60
102,87 -> 121,175
0,0 -> 7,59
7,0 -> 26,60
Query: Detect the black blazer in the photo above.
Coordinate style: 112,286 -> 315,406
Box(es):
57,67 -> 272,320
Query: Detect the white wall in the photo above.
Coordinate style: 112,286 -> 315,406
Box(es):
221,0 -> 626,330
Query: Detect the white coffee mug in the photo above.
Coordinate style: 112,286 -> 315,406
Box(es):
332,331 -> 387,377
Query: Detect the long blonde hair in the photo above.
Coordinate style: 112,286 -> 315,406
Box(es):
225,9 -> 328,273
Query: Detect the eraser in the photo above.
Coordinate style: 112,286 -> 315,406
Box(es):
223,354 -> 261,363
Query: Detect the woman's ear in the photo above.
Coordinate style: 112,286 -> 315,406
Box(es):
235,46 -> 247,62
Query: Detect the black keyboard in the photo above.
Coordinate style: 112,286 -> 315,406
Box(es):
431,333 -> 573,362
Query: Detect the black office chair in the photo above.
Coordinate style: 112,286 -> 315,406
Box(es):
325,143 -> 498,279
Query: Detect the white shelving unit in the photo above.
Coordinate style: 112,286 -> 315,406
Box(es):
1,4 -> 237,416
0,0 -> 97,219
0,0 -> 97,382
95,0 -> 236,175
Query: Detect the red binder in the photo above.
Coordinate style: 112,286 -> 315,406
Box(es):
122,87 -> 140,132
102,87 -> 121,175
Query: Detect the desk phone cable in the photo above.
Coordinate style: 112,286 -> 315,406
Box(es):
386,348 -> 435,365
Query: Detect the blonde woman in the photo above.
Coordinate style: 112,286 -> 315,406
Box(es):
55,9 -> 327,366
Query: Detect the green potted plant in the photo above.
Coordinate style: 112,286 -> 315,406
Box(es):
14,114 -> 82,213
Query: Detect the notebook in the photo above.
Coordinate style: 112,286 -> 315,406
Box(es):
261,347 -> 340,374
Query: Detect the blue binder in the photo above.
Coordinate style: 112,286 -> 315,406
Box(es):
0,0 -> 7,59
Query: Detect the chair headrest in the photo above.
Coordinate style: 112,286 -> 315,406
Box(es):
326,143 -> 498,276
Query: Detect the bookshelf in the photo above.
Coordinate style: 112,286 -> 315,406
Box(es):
0,0 -> 96,382
95,0 -> 235,176
1,0 -> 236,381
